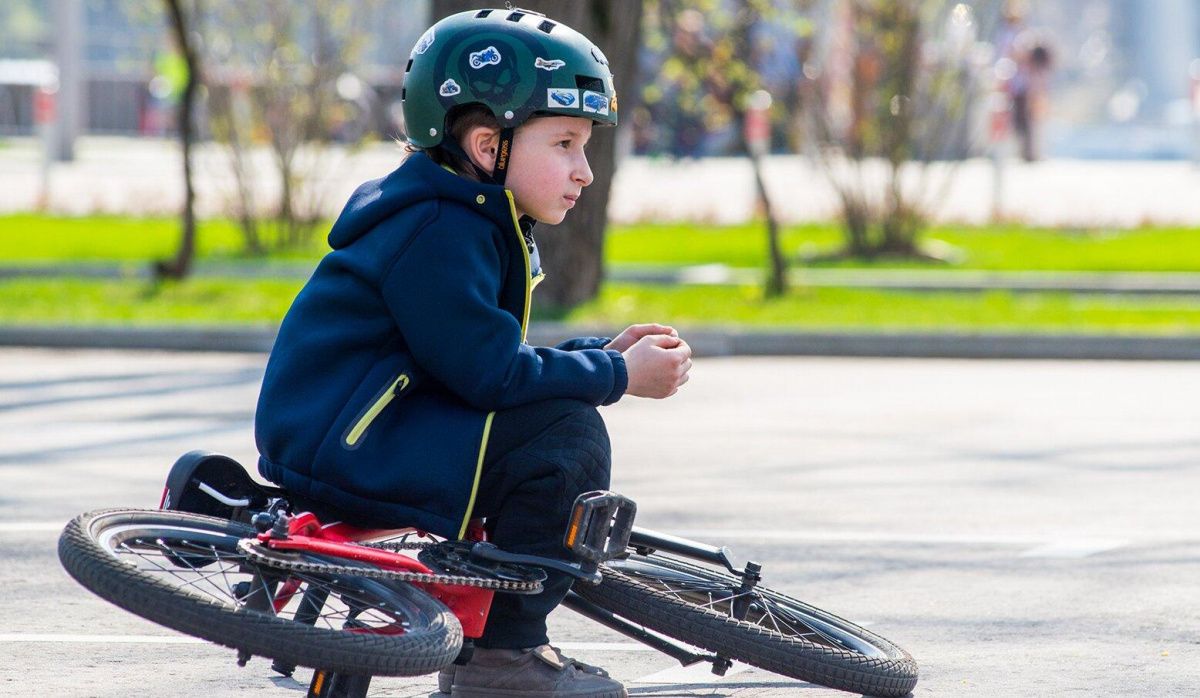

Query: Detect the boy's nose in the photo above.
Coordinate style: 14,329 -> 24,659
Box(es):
574,155 -> 594,187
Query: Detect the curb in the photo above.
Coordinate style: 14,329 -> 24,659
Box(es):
1,324 -> 1197,361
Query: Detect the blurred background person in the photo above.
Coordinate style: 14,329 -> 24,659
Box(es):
995,1 -> 1055,161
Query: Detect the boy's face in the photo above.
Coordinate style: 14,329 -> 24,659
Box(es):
506,116 -> 594,225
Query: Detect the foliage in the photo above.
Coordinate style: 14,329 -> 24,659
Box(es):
638,0 -> 814,296
0,0 -> 46,58
199,0 -> 380,254
636,0 -> 813,157
804,0 -> 1001,257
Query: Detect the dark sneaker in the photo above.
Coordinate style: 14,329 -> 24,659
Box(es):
450,645 -> 626,697
437,665 -> 455,694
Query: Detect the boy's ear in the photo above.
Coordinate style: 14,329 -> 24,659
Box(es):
463,126 -> 500,173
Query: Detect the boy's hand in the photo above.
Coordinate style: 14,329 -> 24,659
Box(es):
605,323 -> 678,354
621,334 -> 692,399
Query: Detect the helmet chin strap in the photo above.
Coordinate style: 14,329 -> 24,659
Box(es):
491,127 -> 515,187
441,127 -> 516,188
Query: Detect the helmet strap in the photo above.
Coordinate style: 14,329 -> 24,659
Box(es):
440,126 -> 516,188
491,127 -> 515,187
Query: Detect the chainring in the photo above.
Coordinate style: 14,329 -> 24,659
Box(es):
419,540 -> 547,592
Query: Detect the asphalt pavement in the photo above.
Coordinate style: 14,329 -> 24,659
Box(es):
2,348 -> 1198,696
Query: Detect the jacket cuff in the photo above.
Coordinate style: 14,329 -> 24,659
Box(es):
556,336 -> 613,352
601,349 -> 628,405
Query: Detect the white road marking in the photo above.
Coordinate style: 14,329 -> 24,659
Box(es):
679,529 -> 1132,558
0,522 -> 64,532
1018,539 -> 1128,558
0,634 -> 654,650
0,634 -> 204,644
632,660 -> 751,684
550,642 -> 652,652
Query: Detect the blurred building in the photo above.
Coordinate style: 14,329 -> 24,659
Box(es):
0,0 -> 428,140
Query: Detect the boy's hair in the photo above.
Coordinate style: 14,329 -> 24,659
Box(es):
408,104 -> 499,182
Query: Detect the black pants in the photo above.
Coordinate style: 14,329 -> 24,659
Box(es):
470,399 -> 612,649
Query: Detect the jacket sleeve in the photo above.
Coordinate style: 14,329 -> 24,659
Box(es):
380,216 -> 627,410
555,336 -> 613,352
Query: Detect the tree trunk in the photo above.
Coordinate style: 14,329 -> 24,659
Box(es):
431,0 -> 643,310
157,0 -> 200,280
732,0 -> 786,298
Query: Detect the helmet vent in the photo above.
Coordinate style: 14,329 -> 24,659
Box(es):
506,11 -> 526,22
575,76 -> 604,92
405,58 -> 412,73
474,9 -> 492,18
537,20 -> 556,33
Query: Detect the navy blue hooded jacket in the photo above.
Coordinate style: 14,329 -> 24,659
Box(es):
255,152 -> 628,539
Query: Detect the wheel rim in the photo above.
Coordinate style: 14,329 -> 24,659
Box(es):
609,556 -> 889,659
93,520 -> 436,636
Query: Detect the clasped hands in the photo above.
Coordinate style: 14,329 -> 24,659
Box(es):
605,324 -> 692,399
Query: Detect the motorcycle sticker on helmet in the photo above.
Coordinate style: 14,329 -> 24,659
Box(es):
469,46 -> 502,69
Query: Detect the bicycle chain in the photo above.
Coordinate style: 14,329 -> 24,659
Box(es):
236,539 -> 543,593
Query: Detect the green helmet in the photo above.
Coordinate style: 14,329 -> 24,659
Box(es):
402,8 -> 618,149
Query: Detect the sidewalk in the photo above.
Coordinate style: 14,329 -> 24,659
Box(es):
5,136 -> 1200,226
1,323 -> 1197,361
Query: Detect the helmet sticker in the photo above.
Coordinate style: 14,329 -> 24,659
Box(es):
548,88 -> 579,108
414,26 -> 436,55
439,79 -> 461,97
581,90 -> 609,115
469,46 -> 502,69
535,57 -> 566,71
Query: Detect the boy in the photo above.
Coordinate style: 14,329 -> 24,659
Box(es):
255,9 -> 691,697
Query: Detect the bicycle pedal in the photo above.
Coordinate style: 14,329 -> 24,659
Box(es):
563,490 -> 637,564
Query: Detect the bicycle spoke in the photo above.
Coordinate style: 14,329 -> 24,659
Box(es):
615,559 -> 859,650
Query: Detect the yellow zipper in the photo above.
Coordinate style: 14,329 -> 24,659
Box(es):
457,192 -> 531,538
504,190 -> 533,342
343,374 -> 410,448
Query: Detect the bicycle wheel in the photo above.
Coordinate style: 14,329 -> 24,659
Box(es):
574,552 -> 918,697
58,508 -> 461,676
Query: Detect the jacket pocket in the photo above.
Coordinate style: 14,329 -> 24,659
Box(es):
341,372 -> 412,449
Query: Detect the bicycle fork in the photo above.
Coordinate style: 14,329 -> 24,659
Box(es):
562,526 -> 763,677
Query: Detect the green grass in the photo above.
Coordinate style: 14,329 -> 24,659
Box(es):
3,214 -> 1198,335
546,284 -> 1200,334
604,223 -> 1200,271
2,277 -> 1197,335
0,215 -> 327,262
0,278 -> 302,325
4,214 -> 1200,271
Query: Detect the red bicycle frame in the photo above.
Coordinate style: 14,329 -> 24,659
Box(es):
257,511 -> 498,637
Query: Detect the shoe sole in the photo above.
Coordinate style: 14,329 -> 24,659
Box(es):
451,688 -> 626,698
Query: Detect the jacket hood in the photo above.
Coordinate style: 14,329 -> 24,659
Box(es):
328,151 -> 519,250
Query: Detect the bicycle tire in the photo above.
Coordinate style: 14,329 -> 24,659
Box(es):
574,552 -> 918,697
58,508 -> 461,676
